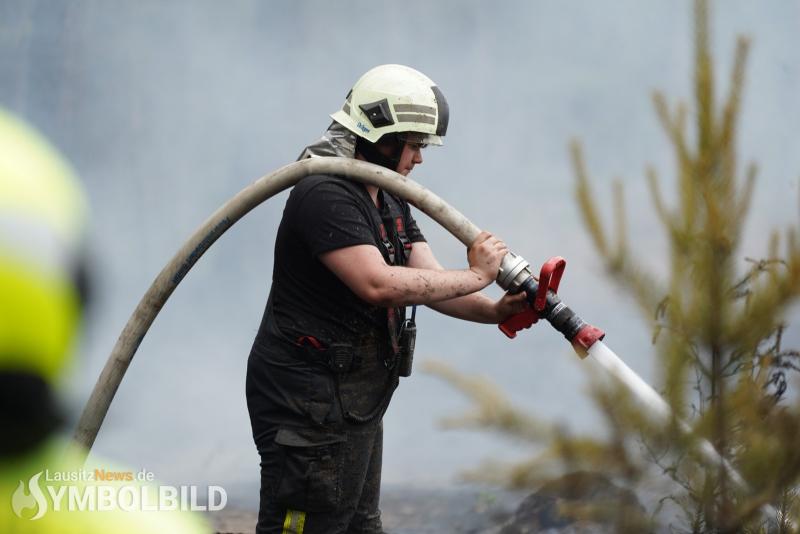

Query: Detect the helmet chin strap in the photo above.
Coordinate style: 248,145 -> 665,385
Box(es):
355,134 -> 404,173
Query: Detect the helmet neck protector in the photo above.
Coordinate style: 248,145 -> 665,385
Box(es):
355,133 -> 404,172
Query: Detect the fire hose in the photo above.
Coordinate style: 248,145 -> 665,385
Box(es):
72,156 -> 775,522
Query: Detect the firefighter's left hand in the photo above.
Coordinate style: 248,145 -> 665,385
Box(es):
492,291 -> 529,323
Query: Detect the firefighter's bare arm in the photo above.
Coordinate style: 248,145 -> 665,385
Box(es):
319,231 -> 508,308
406,241 -> 528,323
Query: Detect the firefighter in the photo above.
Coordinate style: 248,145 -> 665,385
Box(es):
246,65 -> 527,533
0,108 -> 208,533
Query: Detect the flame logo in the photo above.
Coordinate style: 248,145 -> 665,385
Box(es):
11,471 -> 47,520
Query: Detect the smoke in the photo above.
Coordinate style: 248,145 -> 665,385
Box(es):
2,0 -> 798,506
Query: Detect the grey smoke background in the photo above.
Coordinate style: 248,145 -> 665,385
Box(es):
2,0 -> 799,507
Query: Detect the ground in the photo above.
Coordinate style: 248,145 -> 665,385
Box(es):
206,485 -> 527,534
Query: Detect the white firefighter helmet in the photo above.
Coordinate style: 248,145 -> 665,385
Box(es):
330,64 -> 449,146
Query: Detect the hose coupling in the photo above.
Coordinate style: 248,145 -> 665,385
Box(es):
496,252 -> 533,293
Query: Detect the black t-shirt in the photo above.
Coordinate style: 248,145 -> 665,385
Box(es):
254,174 -> 425,348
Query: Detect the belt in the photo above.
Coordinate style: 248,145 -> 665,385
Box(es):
292,335 -> 387,374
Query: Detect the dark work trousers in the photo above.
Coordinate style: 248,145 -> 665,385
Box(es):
247,332 -> 397,534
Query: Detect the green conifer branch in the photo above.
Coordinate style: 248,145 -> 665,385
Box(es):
694,0 -> 715,155
570,139 -> 609,257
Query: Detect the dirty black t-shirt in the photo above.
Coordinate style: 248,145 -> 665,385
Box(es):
253,174 -> 425,349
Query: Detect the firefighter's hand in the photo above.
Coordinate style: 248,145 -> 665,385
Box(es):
468,231 -> 508,285
493,291 -> 529,323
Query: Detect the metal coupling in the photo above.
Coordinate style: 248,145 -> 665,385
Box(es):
496,251 -> 533,293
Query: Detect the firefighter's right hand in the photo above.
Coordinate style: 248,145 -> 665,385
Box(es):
468,231 -> 508,285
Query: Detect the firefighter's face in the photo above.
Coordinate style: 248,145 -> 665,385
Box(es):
394,142 -> 425,176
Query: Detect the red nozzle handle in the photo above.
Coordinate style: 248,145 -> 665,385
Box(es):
535,256 -> 565,312
498,306 -> 539,339
498,256 -> 566,339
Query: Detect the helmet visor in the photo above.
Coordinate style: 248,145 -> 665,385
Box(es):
398,131 -> 443,147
